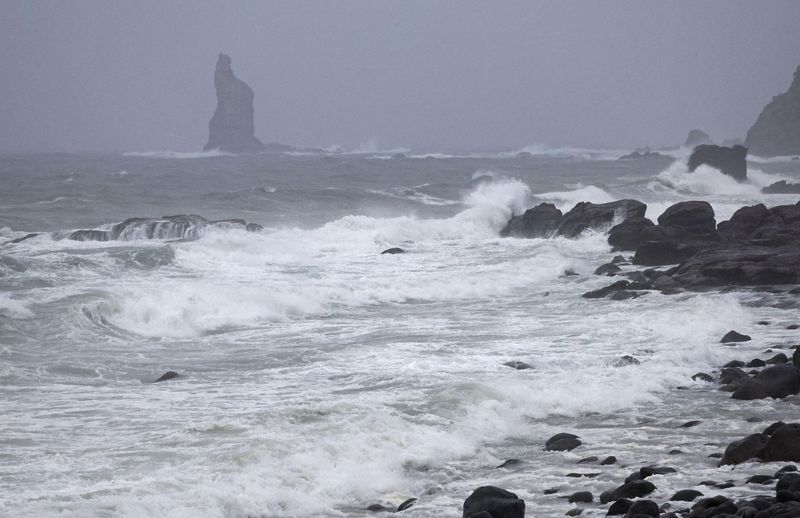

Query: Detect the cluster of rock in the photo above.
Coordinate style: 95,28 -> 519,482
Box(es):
64,215 -> 263,242
618,150 -> 673,161
501,199 -> 646,239
687,144 -> 748,181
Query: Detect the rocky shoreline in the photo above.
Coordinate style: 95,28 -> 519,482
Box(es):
450,198 -> 800,517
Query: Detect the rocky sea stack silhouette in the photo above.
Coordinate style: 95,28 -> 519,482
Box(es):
745,64 -> 800,157
204,53 -> 264,153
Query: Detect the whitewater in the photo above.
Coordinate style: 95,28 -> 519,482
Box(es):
1,150 -> 800,517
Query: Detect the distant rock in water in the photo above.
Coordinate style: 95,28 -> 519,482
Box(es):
65,215 -> 262,242
204,53 -> 264,153
380,247 -> 405,255
762,180 -> 800,194
745,64 -> 800,157
618,149 -> 672,160
154,371 -> 180,383
684,129 -> 713,147
687,144 -> 748,181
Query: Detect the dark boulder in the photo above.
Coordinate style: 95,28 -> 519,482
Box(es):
607,499 -> 633,516
762,423 -> 800,462
595,263 -> 622,276
632,239 -> 705,267
501,203 -> 563,238
544,432 -> 582,451
687,144 -> 748,181
381,247 -> 405,255
623,499 -> 659,517
462,486 -> 525,518
657,201 -> 717,235
731,379 -> 768,400
397,498 -> 416,512
668,245 -> 800,287
608,217 -> 655,251
503,361 -> 533,370
599,480 -> 656,503
721,330 -> 752,343
719,367 -> 750,387
745,64 -> 800,157
582,280 -> 631,299
719,433 -> 769,465
556,200 -> 647,238
568,491 -> 593,503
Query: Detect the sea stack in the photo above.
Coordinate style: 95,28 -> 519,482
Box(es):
745,64 -> 800,157
204,53 -> 264,153
683,129 -> 713,147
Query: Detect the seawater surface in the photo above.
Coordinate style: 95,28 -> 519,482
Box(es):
1,149 -> 800,517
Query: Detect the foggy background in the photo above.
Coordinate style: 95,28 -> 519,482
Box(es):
1,0 -> 798,154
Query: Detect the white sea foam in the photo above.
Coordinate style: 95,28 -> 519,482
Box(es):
0,294 -> 34,319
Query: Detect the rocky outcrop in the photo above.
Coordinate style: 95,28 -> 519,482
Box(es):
687,144 -> 748,181
65,215 -> 263,242
500,203 -> 562,238
684,129 -> 713,147
745,65 -> 800,157
763,180 -> 800,194
204,53 -> 264,153
462,486 -> 525,518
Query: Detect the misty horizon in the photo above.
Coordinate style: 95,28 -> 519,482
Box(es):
1,0 -> 799,154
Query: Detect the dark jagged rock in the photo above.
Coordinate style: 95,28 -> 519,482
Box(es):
599,480 -> 656,503
577,456 -> 599,464
680,420 -> 701,428
721,330 -> 751,343
608,217 -> 655,251
397,498 -> 417,512
462,486 -> 525,518
630,202 -> 722,266
366,503 -> 391,512
496,459 -> 523,469
381,247 -> 405,255
762,423 -> 800,462
618,150 -> 672,160
668,244 -> 800,287
719,367 -> 750,387
746,474 -> 775,485
544,432 -> 582,451
692,372 -> 714,382
500,203 -> 562,238
556,200 -> 647,238
687,144 -> 748,181
8,232 -> 40,244
582,280 -> 631,299
763,180 -> 800,194
600,456 -> 617,465
204,53 -> 264,153
684,129 -> 713,148
594,262 -> 622,276
606,499 -> 633,516
719,433 -> 769,465
154,371 -> 180,383
731,379 -> 769,400
745,64 -> 800,157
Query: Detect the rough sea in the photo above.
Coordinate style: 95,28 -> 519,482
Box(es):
1,146 -> 800,517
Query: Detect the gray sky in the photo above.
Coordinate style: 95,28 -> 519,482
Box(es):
1,0 -> 799,153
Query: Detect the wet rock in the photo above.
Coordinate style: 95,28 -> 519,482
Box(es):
719,367 -> 749,387
657,201 -> 717,235
721,330 -> 752,343
763,180 -> 800,194
544,434 -> 582,454
566,472 -> 600,478
755,365 -> 800,398
543,487 -> 560,495
724,360 -> 746,368
600,480 -> 656,503
595,263 -> 622,276
747,358 -> 767,367
503,361 -> 533,370
366,503 -> 391,512
462,486 -> 525,518
669,449 -> 682,455
556,200 -> 647,238
688,144 -> 748,181
762,423 -> 800,462
732,379 -> 769,400
577,456 -> 599,464
680,420 -> 701,428
606,499 -> 633,516
670,489 -> 703,502
746,474 -> 775,485
496,459 -> 522,469
624,499 -> 659,517
582,280 -> 630,299
614,355 -> 640,367
608,217 -> 655,251
565,508 -> 582,516
766,353 -> 789,365
600,456 -> 618,465
692,372 -> 714,382
501,203 -> 563,238
568,491 -> 593,503
153,371 -> 180,383
381,247 -> 405,255
397,498 -> 417,512
719,433 -> 769,465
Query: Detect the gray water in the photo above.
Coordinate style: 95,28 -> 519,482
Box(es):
1,147 -> 800,517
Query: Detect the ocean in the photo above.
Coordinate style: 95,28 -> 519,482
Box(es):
1,147 -> 799,517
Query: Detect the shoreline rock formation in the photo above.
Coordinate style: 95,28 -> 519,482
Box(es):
204,53 -> 264,153
745,64 -> 800,157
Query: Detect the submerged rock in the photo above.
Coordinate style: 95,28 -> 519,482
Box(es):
544,432 -> 582,451
721,330 -> 751,343
380,247 -> 405,255
745,64 -> 800,157
153,371 -> 180,383
687,144 -> 748,181
204,53 -> 264,153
